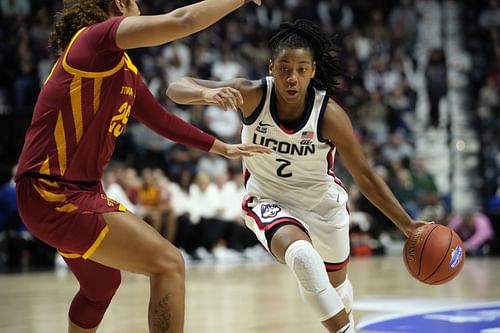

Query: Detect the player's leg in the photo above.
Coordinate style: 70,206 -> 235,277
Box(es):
312,207 -> 354,332
269,224 -> 352,333
63,258 -> 121,333
89,210 -> 185,333
327,267 -> 354,329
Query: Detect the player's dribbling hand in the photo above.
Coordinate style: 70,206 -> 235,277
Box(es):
203,87 -> 244,112
403,220 -> 435,238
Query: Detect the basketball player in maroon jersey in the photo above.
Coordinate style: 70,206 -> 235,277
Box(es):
14,1 -> 268,332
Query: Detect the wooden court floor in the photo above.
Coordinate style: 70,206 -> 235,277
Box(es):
0,255 -> 499,333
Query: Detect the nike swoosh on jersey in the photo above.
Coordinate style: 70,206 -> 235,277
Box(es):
258,121 -> 273,127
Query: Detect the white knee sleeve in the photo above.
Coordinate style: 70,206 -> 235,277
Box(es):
336,279 -> 353,313
285,240 -> 345,321
336,278 -> 354,326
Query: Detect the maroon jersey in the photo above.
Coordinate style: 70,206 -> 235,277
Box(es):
16,16 -> 214,183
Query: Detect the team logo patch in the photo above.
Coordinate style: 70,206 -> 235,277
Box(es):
261,204 -> 281,219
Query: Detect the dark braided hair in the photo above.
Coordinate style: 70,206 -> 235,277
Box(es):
49,0 -> 128,55
268,19 -> 345,97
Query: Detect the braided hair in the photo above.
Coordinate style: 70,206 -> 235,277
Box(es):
268,19 -> 345,97
49,0 -> 127,54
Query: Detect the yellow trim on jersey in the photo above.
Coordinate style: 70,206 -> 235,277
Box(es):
44,59 -> 59,85
55,203 -> 78,213
54,111 -> 67,175
58,251 -> 81,259
33,184 -> 66,202
39,178 -> 59,188
123,52 -> 138,75
70,76 -> 83,143
39,155 -> 51,175
62,27 -> 125,78
82,225 -> 110,259
93,77 -> 102,113
118,203 -> 126,212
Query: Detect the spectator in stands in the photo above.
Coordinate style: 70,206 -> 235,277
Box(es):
411,156 -> 440,209
478,0 -> 500,30
447,211 -> 495,256
388,0 -> 417,51
425,48 -> 447,128
189,172 -> 226,258
161,40 -> 191,84
137,168 -> 176,242
1,0 -> 30,18
102,166 -> 137,214
316,0 -> 353,33
478,76 -> 500,121
381,132 -> 413,164
0,165 -> 21,235
389,168 -> 420,219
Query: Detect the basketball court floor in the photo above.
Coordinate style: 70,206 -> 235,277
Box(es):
1,255 -> 499,333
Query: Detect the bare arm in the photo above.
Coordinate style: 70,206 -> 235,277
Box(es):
323,101 -> 428,237
116,0 -> 260,49
133,76 -> 271,158
166,77 -> 263,117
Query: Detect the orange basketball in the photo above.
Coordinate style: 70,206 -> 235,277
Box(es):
403,224 -> 465,285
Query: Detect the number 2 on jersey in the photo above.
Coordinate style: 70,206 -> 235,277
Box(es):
276,158 -> 292,178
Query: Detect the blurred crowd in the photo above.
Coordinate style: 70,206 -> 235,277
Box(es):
462,1 -> 500,214
0,0 -> 498,271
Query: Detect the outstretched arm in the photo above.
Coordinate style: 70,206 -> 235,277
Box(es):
133,77 -> 271,158
166,77 -> 263,117
323,101 -> 429,237
116,0 -> 260,49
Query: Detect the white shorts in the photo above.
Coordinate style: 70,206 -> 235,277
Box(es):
242,196 -> 350,269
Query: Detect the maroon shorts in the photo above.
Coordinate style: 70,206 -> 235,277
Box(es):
16,176 -> 125,260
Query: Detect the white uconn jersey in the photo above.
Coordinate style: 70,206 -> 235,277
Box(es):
241,77 -> 348,219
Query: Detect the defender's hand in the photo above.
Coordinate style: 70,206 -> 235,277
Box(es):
222,143 -> 273,159
210,139 -> 272,159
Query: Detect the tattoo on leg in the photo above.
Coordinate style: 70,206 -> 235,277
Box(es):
153,294 -> 172,332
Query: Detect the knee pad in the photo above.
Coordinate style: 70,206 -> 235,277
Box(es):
69,269 -> 121,329
336,279 -> 353,314
285,240 -> 345,321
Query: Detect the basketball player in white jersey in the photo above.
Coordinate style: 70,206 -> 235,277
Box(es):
166,19 -> 431,333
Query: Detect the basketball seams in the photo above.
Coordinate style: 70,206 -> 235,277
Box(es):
426,233 -> 466,285
422,227 -> 453,283
416,224 -> 440,277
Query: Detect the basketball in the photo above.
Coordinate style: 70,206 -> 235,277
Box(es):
403,224 -> 465,285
